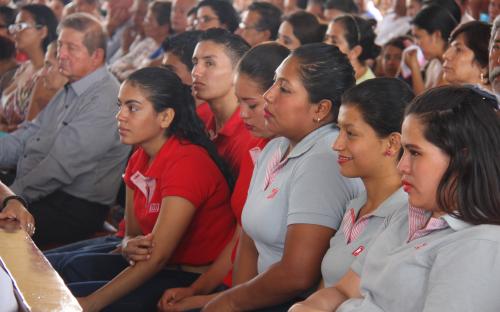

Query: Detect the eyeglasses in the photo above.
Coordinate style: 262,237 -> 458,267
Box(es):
8,22 -> 43,35
193,15 -> 219,26
238,22 -> 260,31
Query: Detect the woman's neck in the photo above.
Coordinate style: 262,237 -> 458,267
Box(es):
25,48 -> 45,70
352,60 -> 368,80
141,135 -> 168,162
208,90 -> 239,133
359,165 -> 402,217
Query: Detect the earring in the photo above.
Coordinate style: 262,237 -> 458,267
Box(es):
384,150 -> 393,157
481,72 -> 489,84
314,117 -> 321,123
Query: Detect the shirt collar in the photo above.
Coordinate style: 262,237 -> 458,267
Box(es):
371,187 -> 407,218
281,124 -> 336,160
441,214 -> 473,231
68,66 -> 108,96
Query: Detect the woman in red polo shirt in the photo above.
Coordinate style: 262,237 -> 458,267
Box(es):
72,67 -> 235,312
157,43 -> 290,312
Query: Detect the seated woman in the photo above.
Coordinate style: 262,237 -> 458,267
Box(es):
276,11 -> 325,51
0,4 -> 57,132
64,67 -> 235,312
24,41 -> 68,122
321,78 -> 414,288
157,42 -> 290,312
404,4 -> 459,95
442,21 -> 491,90
193,0 -> 239,32
289,85 -> 500,312
202,43 -> 363,312
324,15 -> 380,84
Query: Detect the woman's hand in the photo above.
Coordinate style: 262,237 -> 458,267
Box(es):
0,200 -> 35,236
121,233 -> 154,265
159,293 -> 215,312
404,49 -> 420,71
158,286 -> 195,309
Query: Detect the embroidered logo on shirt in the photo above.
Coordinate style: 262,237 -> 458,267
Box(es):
130,171 -> 156,205
414,243 -> 427,250
342,208 -> 371,244
148,203 -> 160,213
266,188 -> 279,199
352,245 -> 365,256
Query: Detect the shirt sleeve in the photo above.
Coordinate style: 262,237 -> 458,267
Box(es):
9,88 -> 121,202
422,237 -> 500,312
0,122 -> 36,168
160,150 -> 222,208
287,151 -> 360,230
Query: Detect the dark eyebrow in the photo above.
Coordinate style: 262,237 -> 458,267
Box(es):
403,143 -> 421,150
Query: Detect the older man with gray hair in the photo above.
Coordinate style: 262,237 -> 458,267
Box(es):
489,15 -> 500,95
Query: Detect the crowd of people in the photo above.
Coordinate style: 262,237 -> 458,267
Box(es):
0,0 -> 499,311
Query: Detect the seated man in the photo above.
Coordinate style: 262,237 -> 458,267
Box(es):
235,2 -> 282,47
0,13 -> 130,246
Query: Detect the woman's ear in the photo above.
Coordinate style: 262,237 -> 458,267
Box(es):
159,108 -> 175,129
314,99 -> 333,122
385,132 -> 402,157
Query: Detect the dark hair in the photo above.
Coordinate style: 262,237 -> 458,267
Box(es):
247,2 -> 282,40
423,0 -> 461,23
342,78 -> 414,138
449,21 -> 491,70
162,30 -> 202,71
199,28 -> 250,66
384,35 -> 411,51
406,85 -> 500,225
333,15 -> 381,62
126,67 -> 234,189
284,11 -> 325,45
197,0 -> 239,32
292,43 -> 355,121
21,4 -> 58,53
412,4 -> 459,42
150,0 -> 171,27
59,13 -> 107,58
324,0 -> 359,13
0,36 -> 16,60
237,42 -> 290,92
0,6 -> 16,26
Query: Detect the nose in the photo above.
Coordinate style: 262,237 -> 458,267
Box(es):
116,106 -> 127,121
442,47 -> 451,62
240,103 -> 249,119
397,150 -> 410,175
263,83 -> 277,106
191,63 -> 203,79
332,131 -> 345,152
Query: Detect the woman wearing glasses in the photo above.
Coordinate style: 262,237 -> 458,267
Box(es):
0,4 -> 57,132
324,15 -> 380,85
193,0 -> 239,32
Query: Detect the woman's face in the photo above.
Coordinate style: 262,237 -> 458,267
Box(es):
324,22 -> 352,60
41,44 -> 68,91
382,45 -> 403,77
276,21 -> 301,50
332,104 -> 391,178
235,73 -> 274,138
442,34 -> 484,85
192,40 -> 235,102
412,26 -> 441,60
12,10 -> 45,53
116,82 -> 170,148
262,56 -> 319,141
398,115 -> 450,214
194,6 -> 222,31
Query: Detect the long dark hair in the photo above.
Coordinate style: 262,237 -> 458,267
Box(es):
332,15 -> 380,62
126,67 -> 234,189
406,86 -> 500,225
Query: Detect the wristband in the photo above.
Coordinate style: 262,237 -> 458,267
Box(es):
2,195 -> 28,210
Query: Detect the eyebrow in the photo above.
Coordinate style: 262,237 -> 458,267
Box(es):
403,143 -> 421,150
118,99 -> 142,105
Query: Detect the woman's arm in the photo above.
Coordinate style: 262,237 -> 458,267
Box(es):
202,224 -> 334,312
288,270 -> 362,312
404,50 -> 425,95
158,225 -> 241,311
232,229 -> 258,286
80,195 -> 197,312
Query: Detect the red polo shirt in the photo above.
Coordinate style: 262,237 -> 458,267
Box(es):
204,106 -> 259,177
124,136 -> 235,265
196,102 -> 212,126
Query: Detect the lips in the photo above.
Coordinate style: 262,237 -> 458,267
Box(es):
263,109 -> 273,118
118,127 -> 129,135
337,154 -> 353,165
402,180 -> 413,192
244,123 -> 254,131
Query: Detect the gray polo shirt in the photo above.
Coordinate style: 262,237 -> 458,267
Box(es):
0,66 -> 131,205
321,188 -> 407,287
338,209 -> 500,312
241,124 -> 363,274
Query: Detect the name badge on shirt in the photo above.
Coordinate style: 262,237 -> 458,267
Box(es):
148,203 -> 160,214
352,245 -> 365,256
